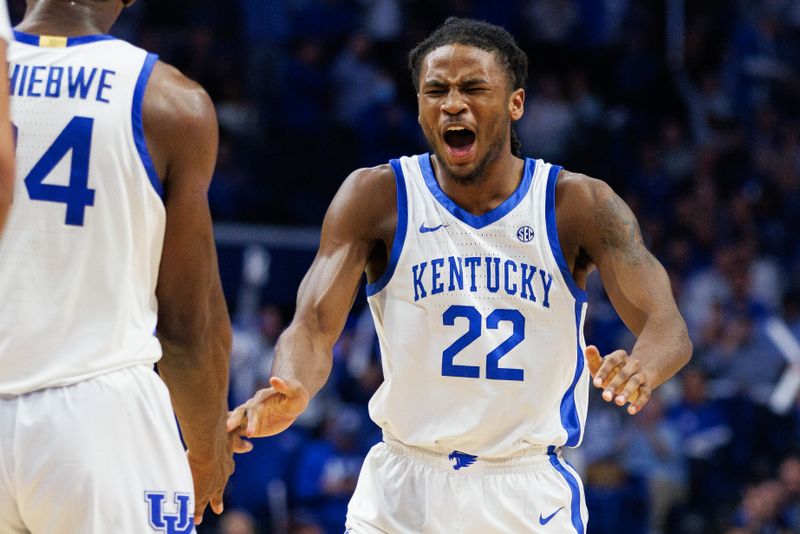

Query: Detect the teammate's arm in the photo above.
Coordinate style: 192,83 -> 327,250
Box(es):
559,172 -> 692,414
0,38 -> 14,235
227,165 -> 396,438
143,62 -> 234,524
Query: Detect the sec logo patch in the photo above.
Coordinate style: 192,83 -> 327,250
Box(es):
517,226 -> 535,243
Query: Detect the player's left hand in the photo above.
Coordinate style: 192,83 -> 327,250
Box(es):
585,345 -> 653,415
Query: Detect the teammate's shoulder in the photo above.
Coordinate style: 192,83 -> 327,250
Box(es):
145,61 -> 215,127
141,61 -> 216,181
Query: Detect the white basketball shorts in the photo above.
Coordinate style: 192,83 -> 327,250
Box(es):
0,364 -> 195,533
346,438 -> 588,533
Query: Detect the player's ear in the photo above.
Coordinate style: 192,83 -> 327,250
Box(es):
509,88 -> 524,121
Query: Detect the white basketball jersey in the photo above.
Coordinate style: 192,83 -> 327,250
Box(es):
366,154 -> 590,457
0,32 -> 165,395
0,2 -> 10,43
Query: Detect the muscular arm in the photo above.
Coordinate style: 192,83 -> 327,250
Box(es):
276,165 -> 395,394
590,189 -> 690,387
143,62 -> 233,520
0,41 -> 14,234
228,165 -> 396,437
558,172 -> 692,409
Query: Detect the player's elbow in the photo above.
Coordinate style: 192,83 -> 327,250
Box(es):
157,308 -> 213,354
158,314 -> 231,371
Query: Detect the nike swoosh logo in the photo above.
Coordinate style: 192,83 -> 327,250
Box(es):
539,506 -> 564,525
419,223 -> 449,233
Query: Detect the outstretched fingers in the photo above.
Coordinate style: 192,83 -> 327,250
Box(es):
588,347 -> 627,394
226,404 -> 246,432
229,431 -> 253,453
605,357 -> 641,402
245,389 -> 271,437
627,384 -> 651,414
269,376 -> 307,400
585,345 -> 652,415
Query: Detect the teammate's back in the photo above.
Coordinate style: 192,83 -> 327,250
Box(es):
0,2 -> 237,529
0,33 -> 163,395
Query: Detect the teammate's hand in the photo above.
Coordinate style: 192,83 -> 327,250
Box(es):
585,345 -> 652,415
189,423 -> 255,525
226,377 -> 310,438
187,441 -> 235,525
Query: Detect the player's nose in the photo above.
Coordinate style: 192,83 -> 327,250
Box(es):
441,89 -> 467,115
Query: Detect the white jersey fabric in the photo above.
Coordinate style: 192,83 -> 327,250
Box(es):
0,32 -> 165,395
366,153 -> 590,457
0,2 -> 10,43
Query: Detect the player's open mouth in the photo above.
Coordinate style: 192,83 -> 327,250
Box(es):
443,126 -> 476,161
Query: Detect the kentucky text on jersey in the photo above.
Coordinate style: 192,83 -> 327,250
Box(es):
9,64 -> 116,103
411,255 -> 554,306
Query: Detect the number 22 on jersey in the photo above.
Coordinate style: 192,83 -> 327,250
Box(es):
442,305 -> 525,381
13,116 -> 96,226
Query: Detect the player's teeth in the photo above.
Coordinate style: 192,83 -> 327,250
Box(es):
447,127 -> 465,131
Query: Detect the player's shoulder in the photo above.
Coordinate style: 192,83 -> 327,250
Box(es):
325,163 -> 397,236
352,163 -> 398,207
555,168 -> 616,212
334,163 -> 396,214
343,163 -> 396,193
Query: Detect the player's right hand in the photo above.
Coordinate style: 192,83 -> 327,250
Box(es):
226,376 -> 309,438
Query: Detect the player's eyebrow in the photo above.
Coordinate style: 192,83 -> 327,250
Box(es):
421,79 -> 448,89
422,78 -> 490,89
460,78 -> 489,86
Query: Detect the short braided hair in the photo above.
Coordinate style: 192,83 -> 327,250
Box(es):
408,17 -> 528,93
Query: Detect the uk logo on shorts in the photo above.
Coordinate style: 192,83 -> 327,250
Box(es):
144,491 -> 193,534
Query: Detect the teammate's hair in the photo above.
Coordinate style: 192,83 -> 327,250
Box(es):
408,17 -> 528,157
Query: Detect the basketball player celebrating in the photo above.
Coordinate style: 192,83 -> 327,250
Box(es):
0,0 -> 14,233
0,0 -> 239,531
228,18 -> 692,533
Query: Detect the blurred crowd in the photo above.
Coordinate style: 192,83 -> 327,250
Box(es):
8,0 -> 800,532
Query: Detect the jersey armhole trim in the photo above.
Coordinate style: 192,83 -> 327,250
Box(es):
559,300 -> 587,447
365,159 -> 408,297
545,165 -> 587,302
131,53 -> 163,199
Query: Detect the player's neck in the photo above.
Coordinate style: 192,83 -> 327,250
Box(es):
17,3 -> 119,37
432,152 -> 525,217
